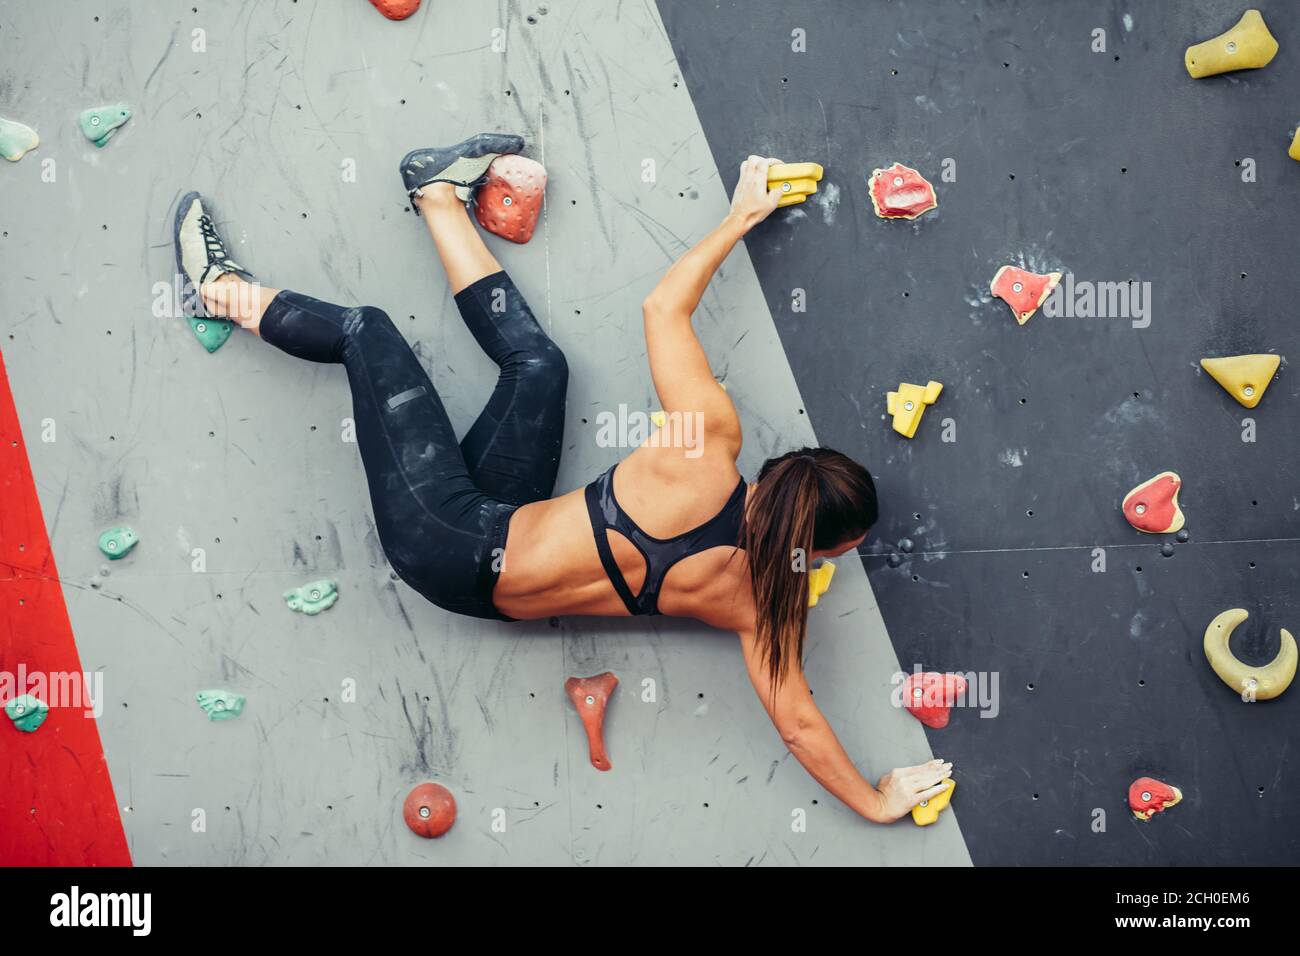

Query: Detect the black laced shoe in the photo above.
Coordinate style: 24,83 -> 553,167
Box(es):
173,191 -> 254,318
399,132 -> 524,212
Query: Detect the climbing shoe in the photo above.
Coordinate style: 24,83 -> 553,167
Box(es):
174,191 -> 253,318
399,132 -> 525,211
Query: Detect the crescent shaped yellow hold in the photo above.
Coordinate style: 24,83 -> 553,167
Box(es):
1203,608 -> 1296,701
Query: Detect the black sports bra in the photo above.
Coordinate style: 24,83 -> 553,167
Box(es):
583,464 -> 748,615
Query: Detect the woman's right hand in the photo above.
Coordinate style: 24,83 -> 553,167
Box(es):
727,155 -> 782,232
875,759 -> 953,822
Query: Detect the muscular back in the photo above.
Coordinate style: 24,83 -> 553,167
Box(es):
491,438 -> 757,632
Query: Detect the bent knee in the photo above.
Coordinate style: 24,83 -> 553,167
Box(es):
517,339 -> 569,391
342,305 -> 396,339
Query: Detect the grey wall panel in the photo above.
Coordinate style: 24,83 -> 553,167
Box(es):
0,0 -> 967,865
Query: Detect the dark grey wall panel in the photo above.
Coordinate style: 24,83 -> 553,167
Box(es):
659,0 -> 1299,863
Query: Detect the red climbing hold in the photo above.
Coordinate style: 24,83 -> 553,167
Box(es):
1128,776 -> 1182,821
565,672 -> 618,771
1122,471 -> 1185,534
368,0 -> 421,20
990,265 -> 1061,325
868,162 -> 937,219
403,782 -> 457,838
902,672 -> 967,729
474,154 -> 547,244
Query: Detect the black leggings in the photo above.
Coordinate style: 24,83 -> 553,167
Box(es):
259,271 -> 567,620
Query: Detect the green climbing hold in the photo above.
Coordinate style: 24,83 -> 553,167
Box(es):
98,526 -> 139,560
187,315 -> 234,353
78,104 -> 131,148
196,689 -> 245,721
6,694 -> 49,733
284,579 -> 339,615
0,116 -> 39,162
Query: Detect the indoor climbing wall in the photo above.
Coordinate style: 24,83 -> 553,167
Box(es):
660,0 -> 1300,863
0,1 -> 968,865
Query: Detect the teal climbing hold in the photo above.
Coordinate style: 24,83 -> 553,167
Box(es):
284,579 -> 339,615
0,116 -> 39,162
196,689 -> 245,721
6,694 -> 49,733
187,315 -> 234,353
78,104 -> 131,148
98,526 -> 139,560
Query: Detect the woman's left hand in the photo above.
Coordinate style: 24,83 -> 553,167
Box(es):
727,155 -> 782,231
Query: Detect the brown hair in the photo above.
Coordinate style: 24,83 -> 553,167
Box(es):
739,447 -> 878,690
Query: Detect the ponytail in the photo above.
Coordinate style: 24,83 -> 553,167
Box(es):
740,447 -> 878,691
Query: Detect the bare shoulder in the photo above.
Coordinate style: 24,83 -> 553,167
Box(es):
620,441 -> 741,509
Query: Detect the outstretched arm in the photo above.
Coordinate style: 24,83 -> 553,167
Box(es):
641,157 -> 782,443
738,627 -> 953,823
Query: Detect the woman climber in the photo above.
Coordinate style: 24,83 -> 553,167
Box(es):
173,135 -> 953,824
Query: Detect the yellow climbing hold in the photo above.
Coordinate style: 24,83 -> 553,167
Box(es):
767,162 -> 824,207
886,380 -> 943,438
1200,353 -> 1280,408
1185,9 -> 1278,78
808,561 -> 835,608
912,778 -> 954,826
1203,608 -> 1296,701
1289,127 -> 1300,162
